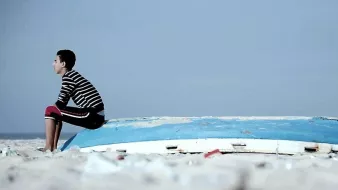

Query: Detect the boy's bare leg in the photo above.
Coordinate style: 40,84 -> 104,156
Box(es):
44,119 -> 56,151
53,120 -> 63,150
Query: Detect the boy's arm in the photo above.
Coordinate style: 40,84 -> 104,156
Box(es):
55,77 -> 75,109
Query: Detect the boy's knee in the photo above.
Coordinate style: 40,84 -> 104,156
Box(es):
45,105 -> 62,117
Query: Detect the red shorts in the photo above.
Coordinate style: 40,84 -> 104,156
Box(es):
45,106 -> 105,129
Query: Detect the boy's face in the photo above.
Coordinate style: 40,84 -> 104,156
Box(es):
53,56 -> 65,74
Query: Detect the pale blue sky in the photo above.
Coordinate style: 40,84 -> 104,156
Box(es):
1,0 -> 338,133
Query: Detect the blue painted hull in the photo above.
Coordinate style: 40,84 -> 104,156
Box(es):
60,116 -> 338,151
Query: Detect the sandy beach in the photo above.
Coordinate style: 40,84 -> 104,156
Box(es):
0,139 -> 338,190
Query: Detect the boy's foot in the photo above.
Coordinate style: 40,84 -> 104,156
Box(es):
36,147 -> 52,152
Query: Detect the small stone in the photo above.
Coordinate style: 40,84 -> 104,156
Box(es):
117,155 -> 124,160
256,162 -> 268,168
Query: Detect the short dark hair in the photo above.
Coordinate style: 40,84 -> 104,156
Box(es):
57,49 -> 76,70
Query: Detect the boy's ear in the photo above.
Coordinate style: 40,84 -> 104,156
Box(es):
61,61 -> 66,68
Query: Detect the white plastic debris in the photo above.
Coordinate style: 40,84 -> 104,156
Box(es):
1,147 -> 8,157
1,146 -> 18,157
285,161 -> 293,170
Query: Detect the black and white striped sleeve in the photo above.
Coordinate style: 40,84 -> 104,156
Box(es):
55,76 -> 75,109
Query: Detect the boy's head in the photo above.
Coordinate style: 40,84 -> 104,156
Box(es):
53,49 -> 76,74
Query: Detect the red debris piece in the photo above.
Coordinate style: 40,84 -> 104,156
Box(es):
204,149 -> 221,158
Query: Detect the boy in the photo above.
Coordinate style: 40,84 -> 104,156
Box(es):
43,49 -> 105,152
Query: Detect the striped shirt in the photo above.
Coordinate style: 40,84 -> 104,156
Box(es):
55,70 -> 104,111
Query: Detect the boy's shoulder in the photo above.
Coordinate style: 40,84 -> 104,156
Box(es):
63,70 -> 80,78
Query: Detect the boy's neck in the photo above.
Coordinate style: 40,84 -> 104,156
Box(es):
59,69 -> 69,77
